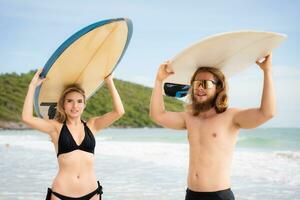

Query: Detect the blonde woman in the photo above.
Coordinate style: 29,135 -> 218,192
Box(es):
22,69 -> 125,200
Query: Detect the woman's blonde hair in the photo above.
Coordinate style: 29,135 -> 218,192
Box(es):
187,67 -> 228,116
55,84 -> 86,123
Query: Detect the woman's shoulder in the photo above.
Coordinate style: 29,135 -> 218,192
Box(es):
84,118 -> 98,134
46,119 -> 64,133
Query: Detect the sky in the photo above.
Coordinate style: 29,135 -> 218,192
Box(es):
0,0 -> 299,127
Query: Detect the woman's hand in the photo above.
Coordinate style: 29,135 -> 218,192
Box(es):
104,73 -> 113,84
30,68 -> 46,87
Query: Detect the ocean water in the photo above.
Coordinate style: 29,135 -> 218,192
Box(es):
0,128 -> 299,200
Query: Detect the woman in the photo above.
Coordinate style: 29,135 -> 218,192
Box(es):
22,69 -> 125,200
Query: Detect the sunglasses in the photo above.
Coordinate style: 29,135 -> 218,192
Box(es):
193,80 -> 217,89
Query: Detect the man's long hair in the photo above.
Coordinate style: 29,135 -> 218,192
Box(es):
187,67 -> 228,116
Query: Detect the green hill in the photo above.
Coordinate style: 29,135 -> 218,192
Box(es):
0,71 -> 184,128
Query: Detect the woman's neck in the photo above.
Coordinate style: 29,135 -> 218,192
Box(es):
66,117 -> 82,125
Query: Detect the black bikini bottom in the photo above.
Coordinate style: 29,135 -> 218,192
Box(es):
45,181 -> 103,200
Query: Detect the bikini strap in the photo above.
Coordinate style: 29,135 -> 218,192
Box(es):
81,119 -> 87,126
97,181 -> 103,195
45,188 -> 52,200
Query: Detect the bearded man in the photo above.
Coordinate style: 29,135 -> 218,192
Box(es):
149,54 -> 275,200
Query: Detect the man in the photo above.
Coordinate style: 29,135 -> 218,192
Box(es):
149,54 -> 275,200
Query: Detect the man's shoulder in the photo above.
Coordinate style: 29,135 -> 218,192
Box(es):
218,108 -> 242,121
224,107 -> 242,114
182,110 -> 193,117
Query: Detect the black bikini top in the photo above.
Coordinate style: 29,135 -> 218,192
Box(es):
57,120 -> 95,157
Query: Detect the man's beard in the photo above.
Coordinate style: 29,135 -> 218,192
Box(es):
192,94 -> 216,113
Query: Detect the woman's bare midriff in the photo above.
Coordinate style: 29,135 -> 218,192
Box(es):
51,151 -> 98,197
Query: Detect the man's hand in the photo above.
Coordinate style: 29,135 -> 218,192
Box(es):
256,53 -> 272,72
156,60 -> 174,81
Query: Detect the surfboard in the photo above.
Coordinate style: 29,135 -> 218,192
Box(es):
34,18 -> 133,119
163,31 -> 287,98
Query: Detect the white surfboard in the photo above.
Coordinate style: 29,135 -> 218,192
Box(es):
163,31 -> 287,97
34,18 -> 133,119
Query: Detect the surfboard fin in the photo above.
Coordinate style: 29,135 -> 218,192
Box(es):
163,83 -> 190,98
40,102 -> 57,119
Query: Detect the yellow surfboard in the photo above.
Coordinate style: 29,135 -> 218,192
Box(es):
34,18 -> 133,119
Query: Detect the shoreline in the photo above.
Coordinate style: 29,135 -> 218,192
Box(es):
1,120 -> 299,130
0,121 -> 30,130
0,120 -> 158,130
